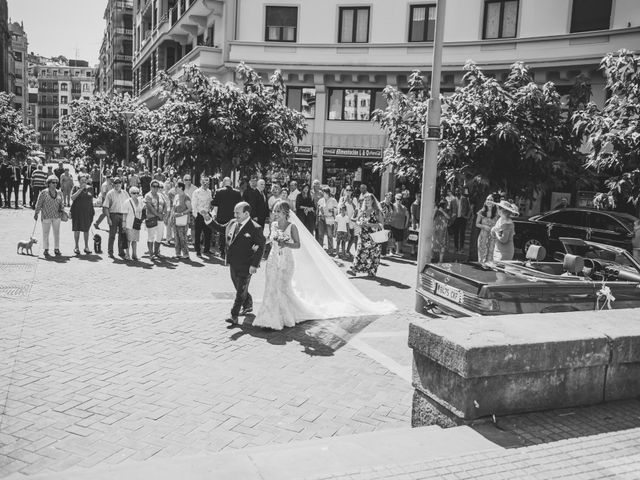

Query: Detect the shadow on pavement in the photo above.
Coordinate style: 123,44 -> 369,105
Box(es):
41,255 -> 71,264
383,255 -> 417,265
354,275 -> 412,290
75,254 -> 102,263
228,314 -> 380,357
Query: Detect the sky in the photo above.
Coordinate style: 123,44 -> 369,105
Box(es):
7,0 -> 105,66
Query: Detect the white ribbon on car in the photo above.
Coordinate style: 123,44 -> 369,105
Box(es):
596,281 -> 615,310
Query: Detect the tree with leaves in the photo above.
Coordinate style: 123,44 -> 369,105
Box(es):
573,49 -> 640,214
0,92 -> 38,160
140,63 -> 308,175
372,61 -> 592,201
57,93 -> 149,164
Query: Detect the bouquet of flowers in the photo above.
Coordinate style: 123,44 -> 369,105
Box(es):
273,230 -> 291,255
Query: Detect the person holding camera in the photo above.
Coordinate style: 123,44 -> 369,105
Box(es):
70,174 -> 95,254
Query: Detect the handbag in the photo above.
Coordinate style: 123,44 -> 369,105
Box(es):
370,229 -> 391,244
175,214 -> 188,226
60,209 -> 69,222
130,199 -> 142,230
145,216 -> 158,228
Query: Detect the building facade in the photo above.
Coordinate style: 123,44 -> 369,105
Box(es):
96,0 -> 134,95
8,21 -> 29,124
132,0 -> 640,191
29,60 -> 96,156
0,0 -> 8,93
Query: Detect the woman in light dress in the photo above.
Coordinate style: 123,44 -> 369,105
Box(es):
432,200 -> 450,263
491,200 -> 519,261
476,194 -> 499,263
253,200 -> 395,331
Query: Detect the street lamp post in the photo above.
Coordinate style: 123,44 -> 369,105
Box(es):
415,0 -> 447,313
123,111 -> 135,167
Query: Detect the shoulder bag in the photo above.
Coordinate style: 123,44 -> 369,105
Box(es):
130,199 -> 143,230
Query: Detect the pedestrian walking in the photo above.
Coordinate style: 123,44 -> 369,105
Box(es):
90,165 -> 101,197
338,185 -> 358,256
34,175 -> 65,257
60,168 -> 74,207
102,177 -> 130,259
22,161 -> 35,207
172,181 -> 192,260
211,176 -> 242,259
30,165 -> 47,209
145,179 -> 166,260
94,176 -> 113,229
317,186 -> 338,254
124,186 -> 144,261
432,200 -> 451,263
191,176 -> 213,257
476,194 -> 499,263
349,193 -> 384,277
335,205 -> 350,258
491,200 -> 518,261
296,184 -> 315,233
451,188 -> 472,253
139,167 -> 152,196
70,174 -> 95,254
389,193 -> 410,255
7,160 -> 22,209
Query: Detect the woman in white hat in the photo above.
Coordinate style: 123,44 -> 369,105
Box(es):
490,200 -> 519,261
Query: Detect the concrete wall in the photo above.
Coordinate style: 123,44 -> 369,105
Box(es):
409,309 -> 640,426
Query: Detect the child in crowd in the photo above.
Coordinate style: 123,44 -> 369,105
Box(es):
335,205 -> 350,258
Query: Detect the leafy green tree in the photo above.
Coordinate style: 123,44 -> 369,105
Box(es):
372,61 -> 591,200
140,63 -> 308,175
57,93 -> 149,164
572,49 -> 640,213
0,92 -> 38,159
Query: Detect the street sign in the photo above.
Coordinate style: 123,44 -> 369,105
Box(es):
95,150 -> 107,156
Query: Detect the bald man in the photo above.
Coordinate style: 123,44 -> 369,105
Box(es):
211,177 -> 242,258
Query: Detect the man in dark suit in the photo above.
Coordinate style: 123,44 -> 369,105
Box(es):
8,160 -> 22,209
22,161 -> 35,207
211,176 -> 242,259
209,201 -> 265,324
242,176 -> 268,227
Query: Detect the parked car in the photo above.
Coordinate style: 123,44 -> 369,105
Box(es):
44,162 -> 79,187
417,238 -> 640,317
513,207 -> 638,256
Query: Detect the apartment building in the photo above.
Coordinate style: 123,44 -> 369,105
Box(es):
8,21 -> 29,124
132,0 -> 640,191
29,60 -> 96,155
96,0 -> 134,95
0,0 -> 8,93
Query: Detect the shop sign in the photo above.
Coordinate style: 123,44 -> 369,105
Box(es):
323,147 -> 383,159
294,145 -> 313,158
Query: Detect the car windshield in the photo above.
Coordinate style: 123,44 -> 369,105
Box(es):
610,213 -> 637,232
565,243 -> 640,273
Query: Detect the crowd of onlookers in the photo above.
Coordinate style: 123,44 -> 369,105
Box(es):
6,155 -> 527,268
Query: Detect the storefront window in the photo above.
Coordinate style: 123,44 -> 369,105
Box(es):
328,88 -> 385,121
287,87 -> 316,119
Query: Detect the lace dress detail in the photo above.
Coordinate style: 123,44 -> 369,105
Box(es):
254,222 -> 315,330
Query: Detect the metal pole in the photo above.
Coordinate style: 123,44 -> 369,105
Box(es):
415,0 -> 447,313
125,123 -> 130,168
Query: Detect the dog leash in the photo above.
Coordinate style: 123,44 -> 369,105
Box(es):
31,219 -> 37,239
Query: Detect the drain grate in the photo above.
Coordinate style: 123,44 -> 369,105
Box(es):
0,263 -> 36,273
0,285 -> 32,298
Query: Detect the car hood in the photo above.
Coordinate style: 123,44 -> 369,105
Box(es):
424,262 -> 558,291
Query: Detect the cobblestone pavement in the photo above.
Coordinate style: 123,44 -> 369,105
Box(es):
304,427 -> 640,479
0,208 -> 417,477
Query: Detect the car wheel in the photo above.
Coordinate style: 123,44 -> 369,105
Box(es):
522,237 -> 544,254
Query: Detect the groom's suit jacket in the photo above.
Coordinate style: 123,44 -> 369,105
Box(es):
225,218 -> 266,276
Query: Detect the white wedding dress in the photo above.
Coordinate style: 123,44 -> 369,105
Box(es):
253,214 -> 396,331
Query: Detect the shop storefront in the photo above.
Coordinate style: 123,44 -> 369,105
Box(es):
266,145 -> 313,187
322,147 -> 383,195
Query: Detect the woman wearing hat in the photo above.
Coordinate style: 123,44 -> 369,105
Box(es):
34,175 -> 65,257
491,200 -> 519,261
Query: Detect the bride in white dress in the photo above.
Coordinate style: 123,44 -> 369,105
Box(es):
253,200 -> 395,330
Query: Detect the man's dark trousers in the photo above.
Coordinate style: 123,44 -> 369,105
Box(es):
8,181 -> 20,208
194,213 -> 211,255
108,213 -> 126,255
452,217 -> 467,251
230,266 -> 252,316
22,179 -> 30,206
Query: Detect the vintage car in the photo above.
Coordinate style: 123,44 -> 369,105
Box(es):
513,207 -> 638,257
417,239 -> 640,317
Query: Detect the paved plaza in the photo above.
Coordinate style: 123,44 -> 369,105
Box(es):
3,207 -> 640,479
0,208 -> 417,477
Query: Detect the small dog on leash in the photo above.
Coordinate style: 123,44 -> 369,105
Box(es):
17,237 -> 38,256
93,234 -> 102,254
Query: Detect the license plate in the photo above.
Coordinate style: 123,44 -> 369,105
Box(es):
435,282 -> 464,304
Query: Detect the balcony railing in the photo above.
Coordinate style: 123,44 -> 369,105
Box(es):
39,101 -> 59,106
115,27 -> 134,36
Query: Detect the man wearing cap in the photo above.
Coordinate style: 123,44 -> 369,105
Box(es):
102,177 -> 130,258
